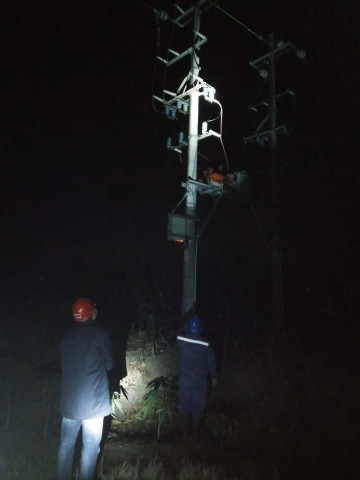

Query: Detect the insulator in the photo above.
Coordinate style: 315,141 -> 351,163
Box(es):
165,104 -> 170,116
166,138 -> 172,149
182,102 -> 189,113
296,49 -> 306,60
179,132 -> 185,143
176,100 -> 182,110
203,86 -> 215,103
259,69 -> 268,79
208,88 -> 215,102
202,122 -> 208,135
170,107 -> 176,118
156,9 -> 168,21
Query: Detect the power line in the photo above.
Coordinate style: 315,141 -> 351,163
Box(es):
207,0 -> 270,46
137,0 -> 156,13
138,0 -> 267,46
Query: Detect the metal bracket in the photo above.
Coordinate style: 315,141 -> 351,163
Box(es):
157,32 -> 207,67
182,179 -> 223,196
243,125 -> 288,145
249,41 -> 306,77
249,89 -> 295,112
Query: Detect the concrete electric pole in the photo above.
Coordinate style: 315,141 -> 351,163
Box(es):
153,1 -> 210,322
153,1 -> 232,322
245,37 -> 306,330
182,8 -> 201,320
153,1 -> 266,324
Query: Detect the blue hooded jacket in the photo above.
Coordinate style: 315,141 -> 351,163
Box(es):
60,320 -> 114,420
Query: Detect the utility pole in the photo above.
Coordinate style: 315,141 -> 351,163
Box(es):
245,37 -> 306,330
154,1 -> 254,323
182,8 -> 201,319
153,1 -> 219,322
268,33 -> 284,330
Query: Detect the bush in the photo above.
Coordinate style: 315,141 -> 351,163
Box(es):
138,376 -> 179,439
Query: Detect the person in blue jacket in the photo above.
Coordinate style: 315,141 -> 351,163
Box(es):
176,315 -> 218,438
57,297 -> 114,480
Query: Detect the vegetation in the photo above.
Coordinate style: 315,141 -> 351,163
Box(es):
0,428 -> 57,480
0,274 -> 357,480
176,461 -> 234,480
100,456 -> 165,480
138,375 -> 179,440
100,457 -> 237,480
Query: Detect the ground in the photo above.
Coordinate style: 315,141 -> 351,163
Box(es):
0,333 -> 358,479
97,337 -> 359,480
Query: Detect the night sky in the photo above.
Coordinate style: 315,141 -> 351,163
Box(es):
1,1 -> 359,362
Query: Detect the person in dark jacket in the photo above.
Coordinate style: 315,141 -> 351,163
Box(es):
57,297 -> 114,480
176,315 -> 217,438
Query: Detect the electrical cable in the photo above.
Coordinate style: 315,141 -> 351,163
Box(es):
206,108 -> 221,124
161,5 -> 176,100
250,77 -> 268,132
291,59 -> 306,130
171,192 -> 188,213
249,202 -> 270,250
151,14 -> 165,114
207,0 -> 270,46
137,0 -> 167,114
197,192 -> 223,238
198,151 -> 213,163
177,150 -> 184,163
141,0 -> 178,115
137,0 -> 155,12
213,99 -> 230,174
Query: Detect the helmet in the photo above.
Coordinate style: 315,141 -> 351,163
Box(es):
72,297 -> 96,322
187,315 -> 202,334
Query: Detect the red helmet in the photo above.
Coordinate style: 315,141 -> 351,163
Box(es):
72,297 -> 96,322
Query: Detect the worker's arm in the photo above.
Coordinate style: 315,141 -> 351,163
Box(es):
102,330 -> 114,372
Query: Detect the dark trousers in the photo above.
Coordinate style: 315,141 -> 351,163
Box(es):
179,379 -> 208,420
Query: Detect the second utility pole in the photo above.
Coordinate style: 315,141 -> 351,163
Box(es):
247,36 -> 305,331
268,33 -> 284,330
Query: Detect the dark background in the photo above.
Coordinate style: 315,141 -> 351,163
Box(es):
1,1 -> 359,368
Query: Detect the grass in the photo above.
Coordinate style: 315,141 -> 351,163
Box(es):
100,456 -> 165,480
100,456 -> 238,480
0,427 -> 57,480
176,460 -> 235,480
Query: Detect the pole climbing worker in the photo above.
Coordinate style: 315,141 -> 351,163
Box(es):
57,297 -> 114,480
176,315 -> 218,438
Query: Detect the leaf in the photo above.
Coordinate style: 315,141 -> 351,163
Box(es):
119,385 -> 129,400
146,376 -> 166,391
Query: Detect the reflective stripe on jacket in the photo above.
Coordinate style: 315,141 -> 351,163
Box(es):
176,333 -> 217,386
